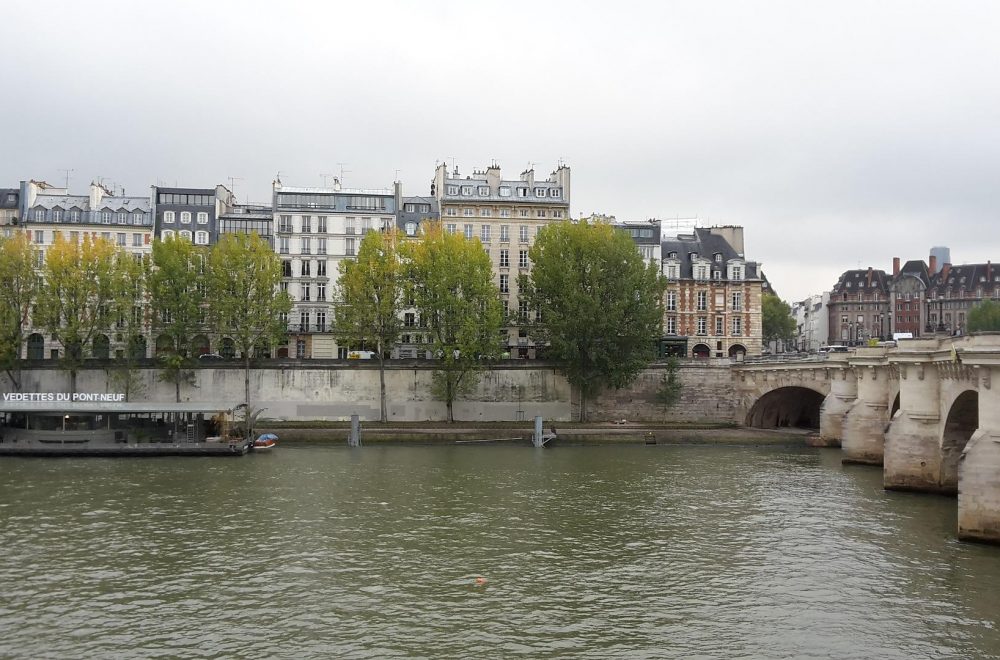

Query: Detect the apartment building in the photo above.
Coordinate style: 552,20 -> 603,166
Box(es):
431,161 -> 571,357
660,226 -> 763,359
151,185 -> 234,245
272,179 -> 399,358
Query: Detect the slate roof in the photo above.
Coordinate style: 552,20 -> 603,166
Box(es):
929,263 -> 1000,294
660,228 -> 760,279
0,188 -> 18,209
830,268 -> 890,294
395,196 -> 439,234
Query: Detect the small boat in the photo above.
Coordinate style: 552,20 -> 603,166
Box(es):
253,433 -> 278,451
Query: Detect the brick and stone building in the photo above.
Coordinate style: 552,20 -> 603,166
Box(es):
827,267 -> 890,345
431,161 -> 570,358
660,226 -> 763,359
888,257 -> 930,338
927,260 -> 1000,335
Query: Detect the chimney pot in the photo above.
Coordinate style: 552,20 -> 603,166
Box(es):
929,255 -> 938,275
893,257 -> 900,276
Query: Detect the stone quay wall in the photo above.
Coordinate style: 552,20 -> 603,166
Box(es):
3,360 -> 738,424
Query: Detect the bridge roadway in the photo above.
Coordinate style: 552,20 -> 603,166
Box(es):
732,333 -> 1000,544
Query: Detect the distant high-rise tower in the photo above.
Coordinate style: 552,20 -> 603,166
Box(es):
929,246 -> 951,274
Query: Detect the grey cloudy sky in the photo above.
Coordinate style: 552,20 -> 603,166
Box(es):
2,1 -> 998,301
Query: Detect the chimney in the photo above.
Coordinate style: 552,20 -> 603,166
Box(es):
893,257 -> 900,276
941,263 -> 952,282
929,254 -> 937,275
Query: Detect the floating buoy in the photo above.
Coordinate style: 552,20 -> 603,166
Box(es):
475,576 -> 488,586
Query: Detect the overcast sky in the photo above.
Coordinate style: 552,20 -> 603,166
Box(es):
2,1 -> 998,301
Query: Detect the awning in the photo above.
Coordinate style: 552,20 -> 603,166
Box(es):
0,401 -> 238,414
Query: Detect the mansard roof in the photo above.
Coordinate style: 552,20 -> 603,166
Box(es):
831,268 -> 889,294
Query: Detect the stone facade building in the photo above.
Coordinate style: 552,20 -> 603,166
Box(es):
888,257 -> 930,338
431,161 -> 570,358
660,226 -> 763,359
827,267 -> 890,345
272,179 -> 399,359
792,292 -> 830,353
927,260 -> 1000,335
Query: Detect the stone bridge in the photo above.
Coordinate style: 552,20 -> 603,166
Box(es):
732,333 -> 1000,544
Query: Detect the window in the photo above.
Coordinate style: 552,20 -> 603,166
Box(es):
550,188 -> 561,198
518,300 -> 529,322
480,225 -> 491,242
666,317 -> 677,334
317,260 -> 327,276
518,250 -> 528,268
301,283 -> 311,301
464,224 -> 474,239
117,233 -> 126,246
730,265 -> 743,281
316,311 -> 326,331
499,274 -> 509,293
133,213 -> 145,225
301,216 -> 311,233
517,187 -> 528,198
404,312 -> 416,327
180,211 -> 191,224
461,186 -> 472,196
179,230 -> 192,242
35,249 -> 44,267
694,264 -> 709,280
664,264 -> 679,279
446,223 -> 457,235
447,185 -> 459,195
317,216 -> 327,233
101,231 -> 112,241
345,237 -> 355,256
480,208 -> 491,217
463,208 -> 474,217
519,210 -> 529,218
70,210 -> 80,222
405,221 -> 417,236
302,260 -> 311,276
361,217 -> 372,233
344,217 -> 355,234
697,291 -> 707,311
445,207 -> 458,217
33,230 -> 44,244
299,312 -> 310,334
519,225 -> 529,243
197,212 -> 209,224
500,225 -> 509,242
161,229 -> 174,240
280,281 -> 290,296
499,186 -> 511,197
478,186 -> 489,196
500,249 -> 510,267
282,260 -> 292,277
731,292 -> 743,311
317,282 -> 326,301
318,238 -> 327,255
697,317 -> 707,335
715,317 -> 723,335
666,291 -> 677,311
553,210 -> 563,218
195,231 -> 209,245
301,237 -> 311,255
279,215 -> 292,232
499,209 -> 511,218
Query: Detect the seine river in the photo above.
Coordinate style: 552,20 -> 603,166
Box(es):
3,444 -> 1000,659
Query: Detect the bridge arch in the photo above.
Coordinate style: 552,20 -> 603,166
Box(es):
940,389 -> 979,493
746,386 -> 826,429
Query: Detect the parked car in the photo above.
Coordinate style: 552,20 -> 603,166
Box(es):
198,353 -> 225,361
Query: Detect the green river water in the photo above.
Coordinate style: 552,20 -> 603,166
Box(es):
2,443 -> 1000,658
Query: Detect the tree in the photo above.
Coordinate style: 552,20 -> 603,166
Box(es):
0,233 -> 40,391
108,252 -> 150,401
655,357 -> 683,411
762,293 -> 796,350
150,236 -> 206,403
404,223 -> 504,422
206,233 -> 292,415
519,219 -> 666,422
968,299 -> 1000,333
35,234 -> 123,393
335,229 -> 405,422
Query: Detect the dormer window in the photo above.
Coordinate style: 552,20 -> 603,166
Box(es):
446,185 -> 459,195
694,263 -> 710,280
714,253 -> 722,262
461,186 -> 472,196
534,187 -> 546,197
499,186 -> 511,197
550,188 -> 561,198
478,186 -> 489,196
517,187 -> 528,197
668,251 -> 677,258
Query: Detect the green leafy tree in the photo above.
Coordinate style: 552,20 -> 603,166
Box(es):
35,234 -> 123,394
335,229 -> 405,422
150,236 -> 206,402
519,220 -> 666,422
405,222 -> 504,422
0,233 -> 40,391
206,233 -> 292,414
968,299 -> 1000,332
108,252 -> 150,401
762,293 -> 796,350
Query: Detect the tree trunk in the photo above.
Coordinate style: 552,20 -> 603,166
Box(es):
446,375 -> 454,423
244,353 -> 252,441
378,351 -> 387,423
70,369 -> 77,397
579,389 -> 587,423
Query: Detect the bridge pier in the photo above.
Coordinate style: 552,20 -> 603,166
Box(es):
841,351 -> 891,465
957,345 -> 1000,543
818,366 -> 855,447
884,356 -> 950,492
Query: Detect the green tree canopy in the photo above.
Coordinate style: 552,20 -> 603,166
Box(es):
968,299 -> 1000,333
35,234 -> 125,393
762,293 -> 796,348
150,236 -> 207,402
206,233 -> 292,410
404,223 -> 504,422
108,252 -> 150,401
0,232 -> 40,391
519,220 -> 666,422
335,229 -> 406,422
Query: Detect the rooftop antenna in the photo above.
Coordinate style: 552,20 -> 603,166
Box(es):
336,163 -> 351,186
449,156 -> 457,175
58,168 -> 74,189
394,169 -> 400,182
228,176 -> 243,201
320,173 -> 336,187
